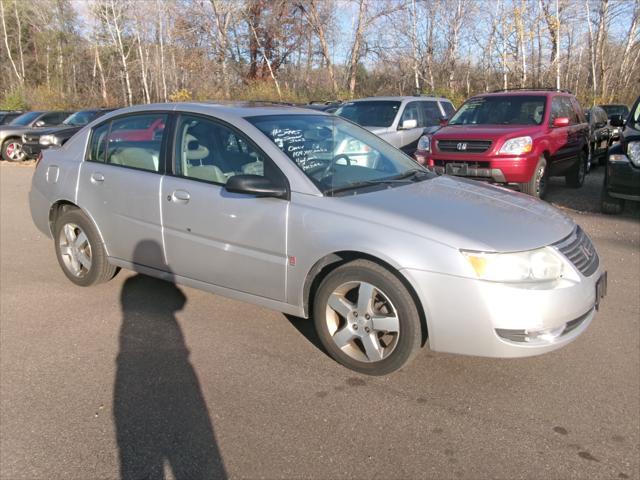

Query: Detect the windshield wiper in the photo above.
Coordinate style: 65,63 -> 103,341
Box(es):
326,169 -> 429,196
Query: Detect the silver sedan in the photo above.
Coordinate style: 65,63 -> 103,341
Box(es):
29,103 -> 607,375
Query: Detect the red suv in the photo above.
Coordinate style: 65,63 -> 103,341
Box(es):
414,89 -> 589,198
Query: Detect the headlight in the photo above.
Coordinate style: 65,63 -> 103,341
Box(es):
417,135 -> 431,153
39,135 -> 60,146
627,141 -> 640,167
461,247 -> 564,283
499,136 -> 533,155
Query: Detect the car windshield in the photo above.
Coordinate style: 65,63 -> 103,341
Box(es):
247,114 -> 431,195
601,105 -> 630,118
8,111 -> 41,126
449,96 -> 546,125
335,101 -> 401,127
63,111 -> 99,126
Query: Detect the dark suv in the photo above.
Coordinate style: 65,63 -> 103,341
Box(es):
601,96 -> 640,214
415,89 -> 589,198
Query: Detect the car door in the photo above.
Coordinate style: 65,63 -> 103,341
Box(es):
397,101 -> 423,153
160,113 -> 288,301
547,96 -> 575,174
77,112 -> 169,270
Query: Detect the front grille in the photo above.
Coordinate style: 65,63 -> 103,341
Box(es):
437,139 -> 492,153
554,226 -> 599,277
23,135 -> 39,143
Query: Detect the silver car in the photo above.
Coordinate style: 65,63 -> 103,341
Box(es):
29,103 -> 607,375
335,96 -> 455,155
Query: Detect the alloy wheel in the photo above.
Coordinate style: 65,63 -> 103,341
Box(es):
325,281 -> 400,362
536,163 -> 546,197
58,222 -> 92,277
5,142 -> 25,162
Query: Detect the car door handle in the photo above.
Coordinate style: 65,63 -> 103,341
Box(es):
90,173 -> 104,184
170,190 -> 190,203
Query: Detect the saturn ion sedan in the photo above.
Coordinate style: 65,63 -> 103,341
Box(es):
29,103 -> 607,375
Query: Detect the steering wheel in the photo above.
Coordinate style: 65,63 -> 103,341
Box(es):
321,154 -> 352,178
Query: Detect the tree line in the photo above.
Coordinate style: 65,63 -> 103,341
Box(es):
0,0 -> 638,111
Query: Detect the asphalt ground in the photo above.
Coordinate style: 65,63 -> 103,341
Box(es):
1,162 -> 638,480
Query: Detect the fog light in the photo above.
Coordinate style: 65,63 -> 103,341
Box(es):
496,325 -> 565,343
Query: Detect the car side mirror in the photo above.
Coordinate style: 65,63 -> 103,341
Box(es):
34,120 -> 45,127
439,117 -> 449,127
400,119 -> 418,130
225,174 -> 288,199
609,114 -> 624,127
552,117 -> 570,127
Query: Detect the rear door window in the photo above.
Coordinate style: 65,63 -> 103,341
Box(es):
89,114 -> 168,172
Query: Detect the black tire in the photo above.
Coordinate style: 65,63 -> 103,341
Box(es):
601,188 -> 624,214
313,260 -> 422,376
586,144 -> 593,173
54,208 -> 118,286
520,157 -> 547,198
1,138 -> 26,162
565,150 -> 586,188
598,152 -> 608,167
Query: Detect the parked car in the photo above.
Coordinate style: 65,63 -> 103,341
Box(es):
335,96 -> 455,155
0,110 -> 72,161
22,109 -> 114,159
415,89 -> 589,198
0,110 -> 23,125
601,96 -> 640,214
584,105 -> 613,169
30,103 -> 606,375
600,104 -> 630,141
304,101 -> 342,114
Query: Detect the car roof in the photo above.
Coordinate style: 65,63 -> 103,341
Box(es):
347,96 -> 450,102
100,102 -> 330,122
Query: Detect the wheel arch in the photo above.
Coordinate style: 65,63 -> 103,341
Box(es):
49,200 -> 108,254
302,250 -> 429,346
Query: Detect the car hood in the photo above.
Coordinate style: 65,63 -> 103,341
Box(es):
333,175 -> 574,252
0,125 -> 28,133
434,124 -> 535,140
31,125 -> 81,136
363,126 -> 393,135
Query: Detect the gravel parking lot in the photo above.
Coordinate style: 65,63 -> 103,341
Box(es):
1,163 -> 638,480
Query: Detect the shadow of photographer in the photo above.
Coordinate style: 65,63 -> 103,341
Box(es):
114,240 -> 226,480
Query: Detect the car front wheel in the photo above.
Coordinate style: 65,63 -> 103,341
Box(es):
313,260 -> 422,375
520,157 -> 547,198
54,209 -> 118,286
2,139 -> 26,162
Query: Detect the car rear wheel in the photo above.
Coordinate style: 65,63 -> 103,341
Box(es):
54,209 -> 118,286
566,151 -> 586,188
520,157 -> 547,198
2,139 -> 26,162
313,260 -> 422,375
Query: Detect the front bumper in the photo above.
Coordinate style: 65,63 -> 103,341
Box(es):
22,142 -> 43,159
402,264 -> 603,358
416,149 -> 539,184
607,155 -> 640,201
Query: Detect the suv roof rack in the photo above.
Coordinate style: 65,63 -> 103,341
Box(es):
491,87 -> 574,94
